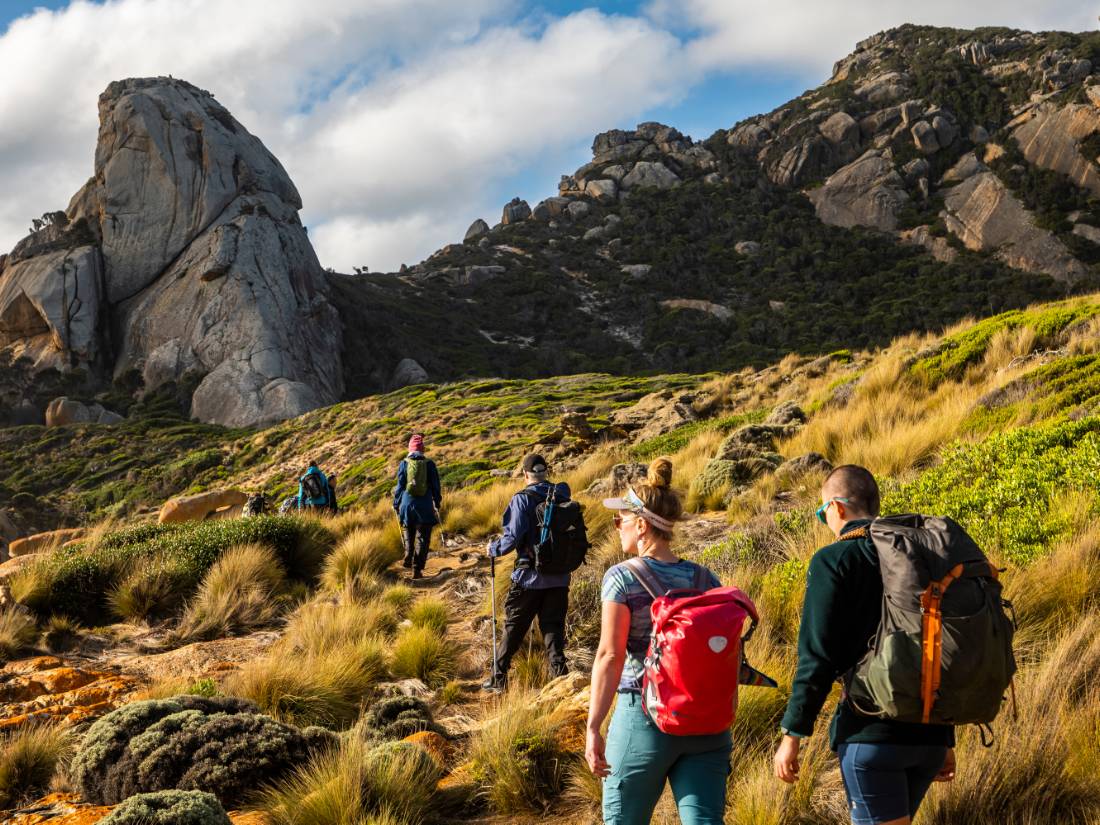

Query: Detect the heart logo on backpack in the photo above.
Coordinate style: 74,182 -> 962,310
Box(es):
708,636 -> 728,653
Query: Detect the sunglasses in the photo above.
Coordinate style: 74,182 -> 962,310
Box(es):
815,497 -> 850,524
612,513 -> 636,529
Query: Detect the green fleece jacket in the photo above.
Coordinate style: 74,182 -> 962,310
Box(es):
780,519 -> 955,750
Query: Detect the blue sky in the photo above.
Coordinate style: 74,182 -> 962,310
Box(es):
0,0 -> 1093,270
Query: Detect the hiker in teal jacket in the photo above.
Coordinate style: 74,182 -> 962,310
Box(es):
775,465 -> 955,825
392,434 -> 442,579
297,462 -> 330,511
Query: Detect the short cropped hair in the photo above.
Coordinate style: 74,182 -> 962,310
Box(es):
822,464 -> 880,518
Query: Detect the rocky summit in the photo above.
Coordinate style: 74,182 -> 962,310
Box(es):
0,78 -> 342,427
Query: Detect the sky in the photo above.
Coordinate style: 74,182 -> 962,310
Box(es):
0,1 -> 1096,273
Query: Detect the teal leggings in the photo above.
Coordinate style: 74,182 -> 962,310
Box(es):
602,692 -> 732,824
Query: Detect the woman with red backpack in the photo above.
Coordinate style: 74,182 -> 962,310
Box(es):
585,458 -> 746,824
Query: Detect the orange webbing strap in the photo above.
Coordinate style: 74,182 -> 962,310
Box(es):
839,526 -> 869,540
919,563 -> 964,724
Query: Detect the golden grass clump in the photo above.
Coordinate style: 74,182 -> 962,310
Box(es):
407,597 -> 449,635
0,606 -> 38,664
321,527 -> 404,595
174,542 -> 288,641
389,626 -> 460,688
0,723 -> 73,809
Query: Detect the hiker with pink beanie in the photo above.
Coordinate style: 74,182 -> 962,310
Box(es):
392,433 -> 442,579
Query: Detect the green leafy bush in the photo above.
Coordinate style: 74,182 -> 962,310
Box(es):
72,695 -> 336,807
17,516 -> 334,624
360,696 -> 442,740
884,419 -> 1100,566
98,790 -> 231,825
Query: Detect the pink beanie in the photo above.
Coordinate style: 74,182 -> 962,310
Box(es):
408,434 -> 425,453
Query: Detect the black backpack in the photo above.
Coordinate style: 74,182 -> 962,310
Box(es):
301,472 -> 327,503
526,486 -> 589,574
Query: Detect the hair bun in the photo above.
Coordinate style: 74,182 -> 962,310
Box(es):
647,458 -> 673,489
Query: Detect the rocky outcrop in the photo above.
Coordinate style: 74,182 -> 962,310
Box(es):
898,226 -> 958,263
8,528 -> 85,557
808,153 -> 909,231
660,299 -> 732,321
463,219 -> 489,241
1012,103 -> 1100,197
158,489 -> 247,524
500,197 -> 531,224
391,358 -> 429,388
942,171 -> 1087,282
620,161 -> 680,190
0,78 -> 343,427
45,397 -> 123,427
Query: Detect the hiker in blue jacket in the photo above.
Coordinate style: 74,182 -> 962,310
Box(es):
297,461 -> 331,512
483,453 -> 572,691
393,434 -> 442,579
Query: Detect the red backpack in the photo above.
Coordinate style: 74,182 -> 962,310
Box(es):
625,557 -> 767,736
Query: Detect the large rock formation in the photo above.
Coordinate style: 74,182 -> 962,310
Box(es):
942,172 -> 1087,283
0,78 -> 343,427
808,152 -> 909,231
1011,102 -> 1100,197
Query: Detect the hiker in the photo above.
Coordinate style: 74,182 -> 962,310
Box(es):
483,454 -> 575,691
774,465 -> 957,825
297,461 -> 331,512
243,492 -> 266,517
392,434 -> 442,579
585,459 -> 731,825
326,474 -> 339,514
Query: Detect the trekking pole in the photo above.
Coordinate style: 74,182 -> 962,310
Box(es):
490,553 -> 498,679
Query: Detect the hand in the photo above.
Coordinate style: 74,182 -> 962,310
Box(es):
586,727 -> 609,777
485,540 -> 494,557
934,747 -> 956,782
774,735 -> 801,783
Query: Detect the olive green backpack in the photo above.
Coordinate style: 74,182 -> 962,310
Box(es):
842,515 -> 1017,739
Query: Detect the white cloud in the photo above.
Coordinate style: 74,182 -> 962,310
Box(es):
2,1 -> 1097,274
0,0 -> 693,272
646,0 -> 1099,79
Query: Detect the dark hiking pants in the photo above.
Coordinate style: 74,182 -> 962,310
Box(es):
493,583 -> 569,683
403,521 -> 433,572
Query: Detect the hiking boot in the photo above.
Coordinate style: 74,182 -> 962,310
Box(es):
481,677 -> 506,693
412,569 -> 424,580
402,556 -> 413,569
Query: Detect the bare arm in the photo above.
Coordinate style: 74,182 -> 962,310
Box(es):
586,600 -> 630,776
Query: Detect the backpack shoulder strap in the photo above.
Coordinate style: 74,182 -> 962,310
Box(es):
624,557 -> 667,599
690,563 -> 709,591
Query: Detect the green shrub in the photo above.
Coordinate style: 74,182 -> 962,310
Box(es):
884,418 -> 1100,566
911,303 -> 1100,385
407,597 -> 449,635
360,696 -> 441,740
0,723 -> 73,809
98,790 -> 231,825
17,516 -> 335,624
0,606 -> 37,663
389,627 -> 460,688
71,695 -> 336,807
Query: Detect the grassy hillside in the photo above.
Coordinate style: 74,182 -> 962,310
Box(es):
3,291 -> 1100,823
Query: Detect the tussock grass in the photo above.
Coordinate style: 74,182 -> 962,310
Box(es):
283,600 -> 399,653
468,691 -> 572,814
107,561 -> 189,622
380,584 -> 415,616
227,635 -> 389,728
407,597 -> 449,635
174,542 -> 288,642
389,626 -> 460,688
41,614 -> 81,653
0,606 -> 37,664
321,526 -> 403,595
441,482 -> 515,539
0,723 -> 73,809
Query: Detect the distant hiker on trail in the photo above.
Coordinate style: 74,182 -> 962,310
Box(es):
326,473 -> 339,514
484,453 -> 588,692
393,434 -> 442,580
774,465 -> 969,825
243,492 -> 266,517
586,459 -> 743,825
297,461 -> 331,512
